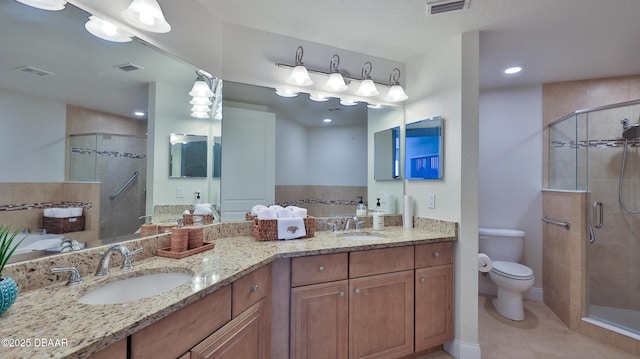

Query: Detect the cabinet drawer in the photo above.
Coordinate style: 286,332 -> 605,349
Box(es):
131,285 -> 231,359
232,264 -> 272,317
291,253 -> 348,287
415,241 -> 453,268
349,246 -> 414,278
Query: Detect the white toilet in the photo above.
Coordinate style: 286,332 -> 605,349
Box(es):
479,228 -> 534,321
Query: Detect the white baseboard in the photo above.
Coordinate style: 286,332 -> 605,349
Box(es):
525,286 -> 543,301
444,338 -> 482,359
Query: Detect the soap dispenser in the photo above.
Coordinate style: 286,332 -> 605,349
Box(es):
372,198 -> 384,230
356,196 -> 367,216
194,191 -> 202,204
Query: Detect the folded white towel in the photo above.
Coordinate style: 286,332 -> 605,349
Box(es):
251,205 -> 268,216
194,206 -> 213,215
257,208 -> 278,220
44,208 -> 73,218
276,208 -> 293,218
287,206 -> 307,218
69,208 -> 83,216
277,217 -> 306,240
269,205 -> 284,211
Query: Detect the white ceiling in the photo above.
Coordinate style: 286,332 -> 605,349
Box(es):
198,0 -> 640,89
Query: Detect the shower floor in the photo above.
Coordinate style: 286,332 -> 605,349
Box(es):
588,305 -> 640,339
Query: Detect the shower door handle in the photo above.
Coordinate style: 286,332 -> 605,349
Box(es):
593,201 -> 604,229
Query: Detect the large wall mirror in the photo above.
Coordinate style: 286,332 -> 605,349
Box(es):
0,1 -> 221,263
221,81 -> 404,219
374,126 -> 401,180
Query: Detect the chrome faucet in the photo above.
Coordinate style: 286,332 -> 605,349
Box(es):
343,216 -> 364,232
95,245 -> 143,276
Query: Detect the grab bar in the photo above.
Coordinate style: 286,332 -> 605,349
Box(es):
541,216 -> 570,230
109,171 -> 138,200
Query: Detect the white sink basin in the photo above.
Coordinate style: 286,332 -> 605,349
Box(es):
78,271 -> 192,305
338,232 -> 385,241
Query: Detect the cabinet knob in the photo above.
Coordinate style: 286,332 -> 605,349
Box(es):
339,290 -> 345,297
433,251 -> 440,257
354,288 -> 360,294
318,266 -> 325,272
420,277 -> 425,284
250,284 -> 259,292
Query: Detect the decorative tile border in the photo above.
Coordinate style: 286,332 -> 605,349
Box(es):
0,202 -> 92,212
551,138 -> 640,149
276,199 -> 361,207
71,147 -> 146,159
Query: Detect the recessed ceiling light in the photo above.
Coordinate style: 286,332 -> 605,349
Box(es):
134,111 -> 145,117
323,118 -> 332,123
504,66 -> 523,75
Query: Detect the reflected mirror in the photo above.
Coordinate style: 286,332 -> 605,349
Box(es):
169,134 -> 208,178
405,116 -> 443,180
1,1 -> 220,263
374,126 -> 400,180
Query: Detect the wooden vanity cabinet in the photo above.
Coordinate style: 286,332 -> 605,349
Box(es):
87,338 -> 127,359
414,242 -> 454,352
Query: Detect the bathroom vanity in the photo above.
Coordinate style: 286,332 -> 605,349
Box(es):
0,225 -> 455,359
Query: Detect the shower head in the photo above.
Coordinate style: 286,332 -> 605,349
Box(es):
621,118 -> 640,140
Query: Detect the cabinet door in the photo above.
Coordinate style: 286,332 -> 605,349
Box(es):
191,298 -> 270,359
415,265 -> 453,351
291,280 -> 348,359
349,270 -> 414,359
87,338 -> 126,359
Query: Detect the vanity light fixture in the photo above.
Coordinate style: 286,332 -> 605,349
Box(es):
339,98 -> 358,106
275,88 -> 299,97
385,68 -> 408,102
355,62 -> 379,97
309,93 -> 330,102
367,103 -> 383,109
121,0 -> 171,34
286,46 -> 313,86
189,70 -> 214,119
15,0 -> 66,11
85,16 -> 133,43
323,55 -> 348,92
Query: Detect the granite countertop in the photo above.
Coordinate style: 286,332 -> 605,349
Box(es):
0,226 -> 455,359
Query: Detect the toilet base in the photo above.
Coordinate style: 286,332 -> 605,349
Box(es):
492,288 -> 525,321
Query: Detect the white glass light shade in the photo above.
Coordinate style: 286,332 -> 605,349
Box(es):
85,16 -> 133,43
355,79 -> 379,97
286,65 -> 313,86
367,103 -> 383,109
191,105 -> 211,113
385,84 -> 408,102
121,0 -> 171,33
323,73 -> 348,92
190,97 -> 213,106
189,81 -> 214,97
275,88 -> 298,97
339,98 -> 358,106
15,0 -> 66,10
309,93 -> 330,102
191,111 -> 211,119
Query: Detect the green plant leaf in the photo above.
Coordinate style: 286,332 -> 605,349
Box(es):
0,225 -> 27,275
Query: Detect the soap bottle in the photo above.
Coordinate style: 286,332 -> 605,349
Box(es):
372,198 -> 384,230
194,191 -> 202,204
356,196 -> 367,216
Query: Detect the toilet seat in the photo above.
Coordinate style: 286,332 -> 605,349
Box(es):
491,261 -> 533,280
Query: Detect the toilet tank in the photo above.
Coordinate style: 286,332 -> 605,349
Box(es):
478,228 -> 525,262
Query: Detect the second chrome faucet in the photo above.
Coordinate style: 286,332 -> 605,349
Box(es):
95,245 -> 143,276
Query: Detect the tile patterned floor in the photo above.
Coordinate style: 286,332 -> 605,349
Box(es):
420,295 -> 638,359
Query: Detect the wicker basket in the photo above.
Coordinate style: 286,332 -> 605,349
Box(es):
42,215 -> 85,234
252,216 -> 315,241
183,210 -> 214,226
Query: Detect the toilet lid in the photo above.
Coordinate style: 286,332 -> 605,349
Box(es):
491,261 -> 534,280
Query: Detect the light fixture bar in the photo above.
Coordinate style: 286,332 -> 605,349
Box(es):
276,62 -> 394,88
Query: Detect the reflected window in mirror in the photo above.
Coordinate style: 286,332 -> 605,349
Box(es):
374,126 -> 400,180
212,136 -> 221,178
169,134 -> 208,178
405,116 -> 443,180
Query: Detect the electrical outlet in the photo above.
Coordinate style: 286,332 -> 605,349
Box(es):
427,193 -> 436,209
176,187 -> 185,198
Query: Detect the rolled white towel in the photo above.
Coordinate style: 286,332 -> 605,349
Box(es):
276,208 -> 293,218
251,205 -> 268,216
269,205 -> 284,211
194,206 -> 213,215
257,208 -> 277,220
183,210 -> 191,215
287,206 -> 307,218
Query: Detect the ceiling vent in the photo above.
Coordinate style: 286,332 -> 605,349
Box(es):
14,66 -> 55,77
114,63 -> 144,72
426,0 -> 470,15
